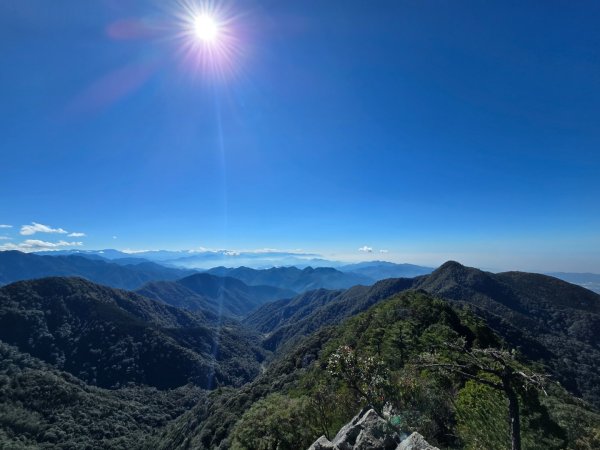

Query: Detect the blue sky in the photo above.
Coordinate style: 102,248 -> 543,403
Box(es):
1,1 -> 599,272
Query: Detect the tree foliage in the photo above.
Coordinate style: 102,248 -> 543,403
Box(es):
230,394 -> 317,450
0,341 -> 205,449
326,345 -> 389,410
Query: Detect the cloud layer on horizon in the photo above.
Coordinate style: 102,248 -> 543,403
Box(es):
0,239 -> 84,252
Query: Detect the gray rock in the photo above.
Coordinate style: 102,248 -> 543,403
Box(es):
308,435 -> 335,450
306,410 -> 439,450
330,409 -> 365,449
354,426 -> 399,450
396,432 -> 439,450
307,408 -> 400,450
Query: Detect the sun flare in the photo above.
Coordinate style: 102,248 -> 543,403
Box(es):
193,14 -> 219,43
173,1 -> 243,80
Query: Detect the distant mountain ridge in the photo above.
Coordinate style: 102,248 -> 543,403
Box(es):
0,251 -> 197,290
206,265 -> 373,292
35,248 -> 337,269
338,260 -> 434,280
137,272 -> 296,318
27,249 -> 600,290
30,248 -> 435,274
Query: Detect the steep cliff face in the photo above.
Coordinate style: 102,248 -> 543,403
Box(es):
307,408 -> 438,450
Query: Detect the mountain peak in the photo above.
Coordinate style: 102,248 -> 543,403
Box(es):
438,260 -> 465,269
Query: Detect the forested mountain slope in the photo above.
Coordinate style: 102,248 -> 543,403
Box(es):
244,278 -> 414,351
414,262 -> 600,406
247,261 -> 600,407
137,273 -> 295,318
0,277 -> 266,390
0,341 -> 205,449
152,291 -> 600,450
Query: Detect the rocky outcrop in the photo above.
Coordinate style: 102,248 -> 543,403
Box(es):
396,432 -> 438,450
308,436 -> 336,450
307,409 -> 438,450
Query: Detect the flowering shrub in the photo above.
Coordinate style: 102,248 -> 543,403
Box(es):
327,345 -> 389,409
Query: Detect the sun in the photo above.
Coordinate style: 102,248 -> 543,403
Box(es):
193,14 -> 219,43
173,1 -> 242,80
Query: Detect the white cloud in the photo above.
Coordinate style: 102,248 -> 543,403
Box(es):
244,248 -> 319,256
0,224 -> 12,228
379,249 -> 389,253
0,236 -> 11,240
20,222 -> 68,236
68,232 -> 86,237
186,247 -> 317,257
358,246 -> 373,253
0,239 -> 83,252
112,235 -> 118,239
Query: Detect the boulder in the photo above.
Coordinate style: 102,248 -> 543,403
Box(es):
396,432 -> 439,450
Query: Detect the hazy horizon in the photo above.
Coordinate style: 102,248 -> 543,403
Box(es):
0,240 -> 598,274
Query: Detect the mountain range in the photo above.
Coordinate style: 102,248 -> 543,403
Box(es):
19,249 -> 600,293
205,265 -> 373,292
0,250 -> 434,293
338,260 -> 434,279
246,261 -> 600,408
136,273 -> 296,318
32,249 -> 437,277
1,254 -> 600,448
0,251 -> 197,290
35,248 -> 336,269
